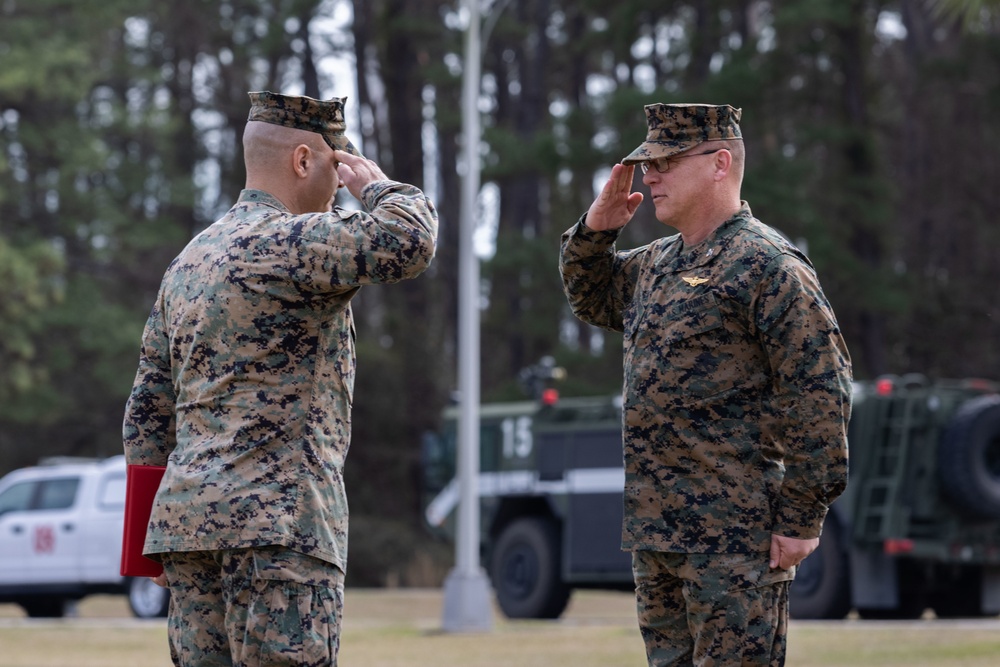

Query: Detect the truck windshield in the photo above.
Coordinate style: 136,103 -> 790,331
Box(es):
0,481 -> 35,516
36,478 -> 80,510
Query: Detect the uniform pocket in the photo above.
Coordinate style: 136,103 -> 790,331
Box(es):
243,548 -> 344,667
657,292 -> 723,345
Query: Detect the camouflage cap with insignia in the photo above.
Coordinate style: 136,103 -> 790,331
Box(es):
247,91 -> 363,157
621,103 -> 742,165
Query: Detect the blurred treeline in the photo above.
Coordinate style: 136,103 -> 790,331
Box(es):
1,0 -> 998,584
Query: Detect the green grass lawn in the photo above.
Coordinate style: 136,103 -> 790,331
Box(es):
2,589 -> 999,666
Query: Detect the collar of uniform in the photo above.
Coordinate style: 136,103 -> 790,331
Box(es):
238,189 -> 291,212
669,202 -> 753,271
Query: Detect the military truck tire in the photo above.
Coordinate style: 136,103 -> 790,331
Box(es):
856,599 -> 925,620
128,576 -> 171,618
930,567 -> 985,618
856,560 -> 927,620
788,517 -> 851,619
937,395 -> 1000,519
491,517 -> 571,619
19,596 -> 71,618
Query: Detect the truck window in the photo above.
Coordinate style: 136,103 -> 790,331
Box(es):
35,478 -> 80,511
0,481 -> 36,516
98,474 -> 127,510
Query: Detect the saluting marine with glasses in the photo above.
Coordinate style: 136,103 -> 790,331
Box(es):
559,104 -> 851,666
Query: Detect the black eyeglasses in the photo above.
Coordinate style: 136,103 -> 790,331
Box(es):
640,148 -> 724,174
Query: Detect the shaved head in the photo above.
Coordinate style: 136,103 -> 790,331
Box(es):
241,120 -> 343,214
243,121 -> 330,176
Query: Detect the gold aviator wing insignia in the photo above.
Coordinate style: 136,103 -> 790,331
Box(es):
682,276 -> 709,286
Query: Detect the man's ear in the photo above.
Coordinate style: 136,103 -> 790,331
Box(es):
292,144 -> 311,178
713,149 -> 733,182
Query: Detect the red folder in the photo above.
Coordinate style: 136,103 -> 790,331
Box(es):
120,464 -> 166,577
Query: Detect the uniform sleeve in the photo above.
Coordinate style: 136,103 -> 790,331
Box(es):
122,292 -> 177,466
753,254 -> 852,539
559,214 -> 645,332
289,180 -> 438,290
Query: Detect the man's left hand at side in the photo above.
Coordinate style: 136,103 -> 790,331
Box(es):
769,534 -> 819,570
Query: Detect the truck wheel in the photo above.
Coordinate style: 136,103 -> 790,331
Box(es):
938,395 -> 1000,519
930,566 -> 985,618
856,559 -> 927,619
932,592 -> 983,618
490,517 -> 571,619
788,517 -> 851,619
128,577 -> 171,618
20,596 -> 70,618
856,593 -> 926,620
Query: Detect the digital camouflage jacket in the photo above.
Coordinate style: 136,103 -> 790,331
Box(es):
123,184 -> 438,570
560,204 -> 850,554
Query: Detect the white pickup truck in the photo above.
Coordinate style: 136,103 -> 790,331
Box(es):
0,455 -> 169,618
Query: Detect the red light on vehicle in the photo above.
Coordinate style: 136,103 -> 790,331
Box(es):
541,388 -> 559,406
876,378 -> 894,396
963,378 -> 997,392
883,538 -> 914,555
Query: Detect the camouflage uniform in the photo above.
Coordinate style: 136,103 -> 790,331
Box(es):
162,547 -> 344,667
559,103 -> 850,666
123,92 -> 438,666
632,551 -> 789,666
619,104 -> 743,164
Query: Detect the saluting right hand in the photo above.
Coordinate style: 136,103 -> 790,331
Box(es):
585,163 -> 644,231
335,150 -> 389,201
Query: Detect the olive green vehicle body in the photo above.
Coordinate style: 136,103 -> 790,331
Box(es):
423,377 -> 1000,619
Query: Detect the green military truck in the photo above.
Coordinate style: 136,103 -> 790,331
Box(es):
422,375 -> 1000,619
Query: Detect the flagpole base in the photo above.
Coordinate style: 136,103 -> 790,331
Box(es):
441,567 -> 494,633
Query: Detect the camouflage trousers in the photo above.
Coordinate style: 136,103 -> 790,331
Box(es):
160,547 -> 345,667
632,550 -> 795,667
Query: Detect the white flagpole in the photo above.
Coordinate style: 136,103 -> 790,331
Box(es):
441,0 -> 493,633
